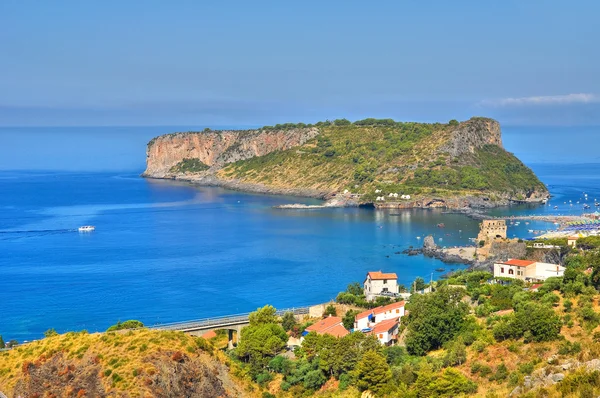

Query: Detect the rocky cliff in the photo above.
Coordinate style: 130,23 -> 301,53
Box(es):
143,117 -> 548,207
438,117 -> 502,157
143,127 -> 319,178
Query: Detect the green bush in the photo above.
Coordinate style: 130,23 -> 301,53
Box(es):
106,320 -> 144,332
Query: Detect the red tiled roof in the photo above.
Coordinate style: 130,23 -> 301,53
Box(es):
366,271 -> 398,280
530,284 -> 543,290
326,324 -> 350,338
356,301 -> 405,320
501,259 -> 536,267
568,236 -> 579,240
369,318 -> 399,334
305,316 -> 348,338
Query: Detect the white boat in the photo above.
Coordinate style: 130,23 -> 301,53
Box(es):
78,225 -> 95,232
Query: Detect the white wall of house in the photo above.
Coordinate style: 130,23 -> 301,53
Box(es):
374,323 -> 399,345
494,262 -> 564,282
355,316 -> 370,331
364,277 -> 398,301
354,305 -> 404,331
526,262 -> 565,280
493,263 -> 526,280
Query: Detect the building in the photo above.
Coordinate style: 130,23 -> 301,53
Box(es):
567,236 -> 579,248
368,318 -> 399,345
493,259 -> 565,282
364,271 -> 399,301
354,301 -> 405,331
301,316 -> 348,341
477,220 -> 507,244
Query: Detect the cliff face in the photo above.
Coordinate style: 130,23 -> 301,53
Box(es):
143,127 -> 319,178
142,117 -> 548,206
439,117 -> 503,157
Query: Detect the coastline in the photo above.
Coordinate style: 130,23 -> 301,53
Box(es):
142,173 -> 548,210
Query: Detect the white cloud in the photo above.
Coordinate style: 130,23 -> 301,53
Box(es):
480,93 -> 599,107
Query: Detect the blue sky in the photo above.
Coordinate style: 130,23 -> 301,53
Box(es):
1,0 -> 599,126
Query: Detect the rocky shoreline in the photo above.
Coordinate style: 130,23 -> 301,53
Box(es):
145,174 -> 548,211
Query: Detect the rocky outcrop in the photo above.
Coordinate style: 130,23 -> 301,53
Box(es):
143,127 -> 319,178
439,117 -> 502,157
487,240 -> 527,262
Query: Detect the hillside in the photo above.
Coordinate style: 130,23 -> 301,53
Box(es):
0,329 -> 252,398
143,118 -> 548,207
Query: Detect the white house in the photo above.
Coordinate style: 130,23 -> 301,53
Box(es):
368,318 -> 399,345
364,271 -> 399,301
354,301 -> 405,331
567,236 -> 579,248
493,259 -> 565,282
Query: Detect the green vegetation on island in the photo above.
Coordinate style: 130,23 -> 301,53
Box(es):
218,117 -> 546,200
169,158 -> 210,174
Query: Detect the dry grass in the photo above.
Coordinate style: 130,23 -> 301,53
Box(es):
0,329 -> 252,397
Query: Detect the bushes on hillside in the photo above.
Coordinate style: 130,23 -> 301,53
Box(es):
106,320 -> 144,332
404,287 -> 469,355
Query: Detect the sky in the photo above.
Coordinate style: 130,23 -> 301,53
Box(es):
1,0 -> 599,127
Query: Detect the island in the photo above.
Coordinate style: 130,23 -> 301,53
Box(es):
142,117 -> 548,208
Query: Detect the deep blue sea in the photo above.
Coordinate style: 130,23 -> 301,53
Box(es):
1,125 -> 599,342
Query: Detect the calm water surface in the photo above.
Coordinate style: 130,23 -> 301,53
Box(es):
1,135 -> 599,341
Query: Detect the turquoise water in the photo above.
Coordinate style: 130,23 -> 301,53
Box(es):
1,125 -> 599,342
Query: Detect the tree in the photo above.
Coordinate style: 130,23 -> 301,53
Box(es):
515,302 -> 562,342
448,119 -> 460,126
237,306 -> 288,377
281,312 -> 297,332
0,335 -> 4,348
353,351 -> 392,395
303,369 -> 327,390
347,282 -> 363,296
249,305 -> 278,326
44,328 -> 58,337
404,287 -> 469,355
342,309 -> 360,330
333,118 -> 351,126
106,320 -> 144,332
411,277 -> 426,292
324,304 -> 337,317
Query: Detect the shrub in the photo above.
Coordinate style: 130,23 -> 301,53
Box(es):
106,320 -> 144,332
303,369 -> 327,390
324,304 -> 337,317
44,328 -> 58,338
255,372 -> 273,386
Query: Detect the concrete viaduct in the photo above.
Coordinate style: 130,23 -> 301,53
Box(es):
150,306 -> 312,348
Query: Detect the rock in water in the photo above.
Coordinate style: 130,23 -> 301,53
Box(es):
423,235 -> 437,252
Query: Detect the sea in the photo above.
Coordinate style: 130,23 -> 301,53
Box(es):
1,125 -> 599,342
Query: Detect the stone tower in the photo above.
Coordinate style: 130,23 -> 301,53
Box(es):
477,220 -> 507,244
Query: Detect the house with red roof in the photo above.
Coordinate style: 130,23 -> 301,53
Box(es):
301,316 -> 349,341
494,259 -> 565,282
368,318 -> 399,345
364,271 -> 399,301
354,301 -> 405,335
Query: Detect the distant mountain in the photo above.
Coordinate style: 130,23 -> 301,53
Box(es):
143,117 -> 548,208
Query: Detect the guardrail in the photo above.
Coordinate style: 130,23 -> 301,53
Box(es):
150,306 -> 311,331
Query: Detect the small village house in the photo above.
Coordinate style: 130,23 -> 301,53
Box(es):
354,301 -> 405,331
493,259 -> 565,282
368,318 -> 399,345
567,236 -> 579,248
364,271 -> 399,301
301,316 -> 348,342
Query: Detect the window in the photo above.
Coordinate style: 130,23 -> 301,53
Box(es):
383,279 -> 387,284
501,267 -> 504,273
396,309 -> 400,313
379,334 -> 384,339
509,269 -> 514,275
